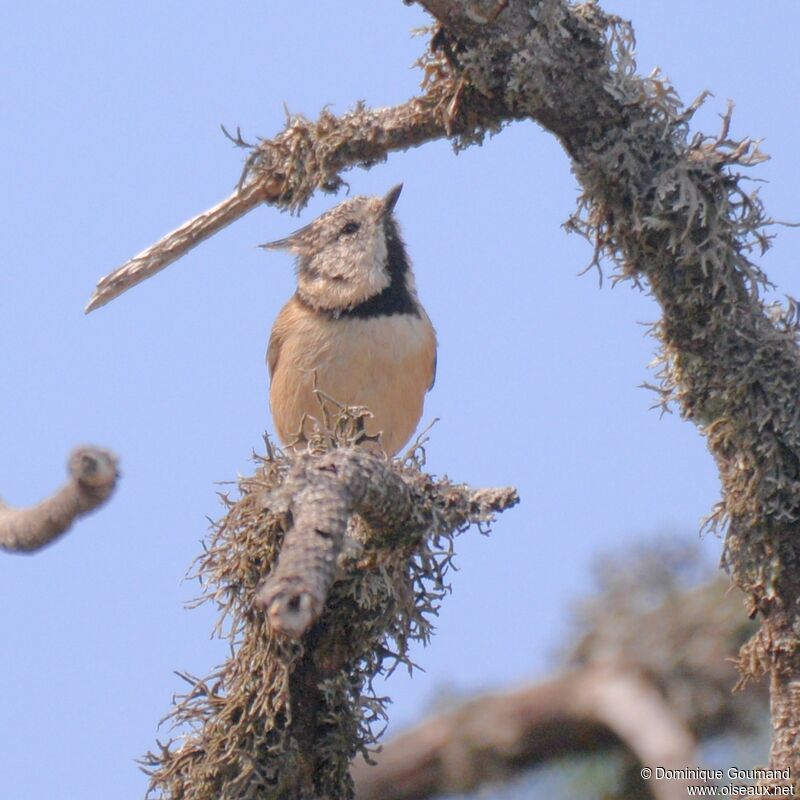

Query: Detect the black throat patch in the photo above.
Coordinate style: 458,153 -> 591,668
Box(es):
294,216 -> 420,320
337,216 -> 419,319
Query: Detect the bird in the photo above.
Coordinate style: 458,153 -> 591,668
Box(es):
262,184 -> 437,457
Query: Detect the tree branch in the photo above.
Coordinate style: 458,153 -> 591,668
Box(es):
398,0 -> 800,780
254,449 -> 517,638
353,566 -> 763,800
0,446 -> 118,552
85,181 -> 267,312
353,667 -> 701,800
85,86 -> 503,313
143,442 -> 518,800
254,450 -> 427,637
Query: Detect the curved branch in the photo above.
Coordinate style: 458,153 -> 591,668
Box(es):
0,446 -> 119,553
352,666 -> 700,800
407,0 -> 800,778
352,567 -> 761,800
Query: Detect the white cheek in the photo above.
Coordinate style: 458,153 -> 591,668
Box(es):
351,229 -> 388,295
329,229 -> 389,292
368,230 -> 388,271
299,227 -> 391,308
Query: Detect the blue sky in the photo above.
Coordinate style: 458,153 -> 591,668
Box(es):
1,3 -> 798,797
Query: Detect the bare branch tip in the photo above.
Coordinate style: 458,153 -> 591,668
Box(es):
68,446 -> 119,489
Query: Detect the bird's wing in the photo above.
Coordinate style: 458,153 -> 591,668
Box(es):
421,307 -> 437,392
267,297 -> 301,381
267,328 -> 283,382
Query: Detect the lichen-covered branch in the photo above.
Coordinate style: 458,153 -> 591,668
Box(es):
85,82 -> 505,313
142,442 -> 517,800
253,450 -> 433,637
0,446 -> 118,552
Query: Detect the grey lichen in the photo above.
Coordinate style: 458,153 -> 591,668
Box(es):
558,15 -> 800,719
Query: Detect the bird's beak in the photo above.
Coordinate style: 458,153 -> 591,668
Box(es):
382,183 -> 403,215
259,221 -> 312,251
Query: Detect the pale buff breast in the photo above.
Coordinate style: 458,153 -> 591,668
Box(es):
268,298 -> 436,456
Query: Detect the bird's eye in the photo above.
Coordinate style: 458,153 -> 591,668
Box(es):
340,221 -> 360,236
